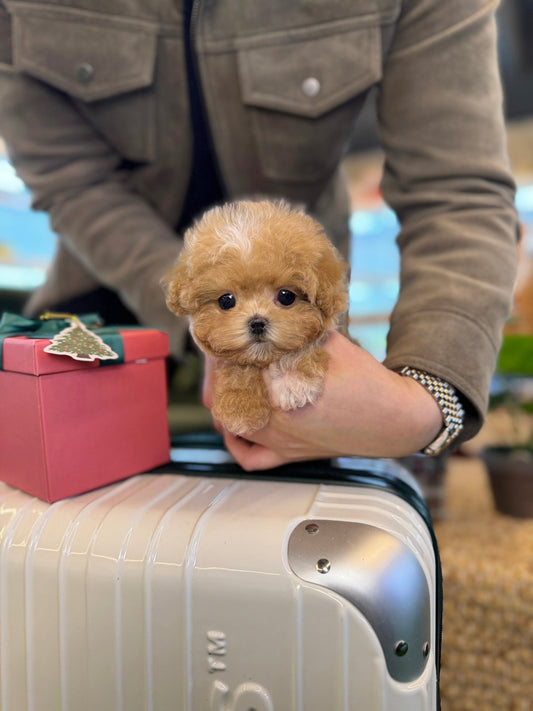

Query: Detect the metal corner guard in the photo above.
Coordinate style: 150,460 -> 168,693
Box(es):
287,520 -> 431,683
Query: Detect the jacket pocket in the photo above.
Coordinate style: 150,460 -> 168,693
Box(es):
238,24 -> 382,182
7,2 -> 158,162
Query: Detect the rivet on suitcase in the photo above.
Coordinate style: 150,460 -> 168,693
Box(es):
0,433 -> 441,710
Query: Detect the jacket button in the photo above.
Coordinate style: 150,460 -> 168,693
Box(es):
301,77 -> 320,98
76,63 -> 95,85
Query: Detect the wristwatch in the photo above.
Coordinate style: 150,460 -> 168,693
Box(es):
399,366 -> 465,456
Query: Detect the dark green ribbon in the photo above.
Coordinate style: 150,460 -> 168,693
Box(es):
0,312 -> 126,370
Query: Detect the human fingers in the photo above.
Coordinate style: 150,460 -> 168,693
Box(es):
223,430 -> 289,471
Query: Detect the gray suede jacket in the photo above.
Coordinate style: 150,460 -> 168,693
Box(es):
0,0 -> 519,440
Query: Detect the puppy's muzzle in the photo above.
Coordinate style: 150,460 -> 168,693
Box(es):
248,316 -> 269,339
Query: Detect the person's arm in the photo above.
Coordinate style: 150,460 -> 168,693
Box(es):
0,44 -> 186,353
208,0 -> 518,470
378,0 -> 518,438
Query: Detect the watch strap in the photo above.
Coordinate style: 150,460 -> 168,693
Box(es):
399,366 -> 465,456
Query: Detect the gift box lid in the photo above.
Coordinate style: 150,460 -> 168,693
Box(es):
1,329 -> 169,376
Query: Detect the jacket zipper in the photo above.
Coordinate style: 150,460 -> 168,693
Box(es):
188,0 -> 228,197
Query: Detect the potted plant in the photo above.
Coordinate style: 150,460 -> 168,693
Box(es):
481,332 -> 533,518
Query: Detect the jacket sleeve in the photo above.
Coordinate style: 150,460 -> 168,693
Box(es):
0,7 -> 186,354
378,0 -> 519,440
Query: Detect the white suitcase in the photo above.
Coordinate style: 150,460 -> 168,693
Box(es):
0,435 -> 441,710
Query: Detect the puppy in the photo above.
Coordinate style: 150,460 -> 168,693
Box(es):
164,199 -> 349,436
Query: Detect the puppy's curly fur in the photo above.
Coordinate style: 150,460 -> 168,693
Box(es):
164,199 -> 349,436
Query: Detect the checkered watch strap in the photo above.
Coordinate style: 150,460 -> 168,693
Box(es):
399,366 -> 465,456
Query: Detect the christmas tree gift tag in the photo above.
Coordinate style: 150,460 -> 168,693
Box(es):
42,313 -> 119,362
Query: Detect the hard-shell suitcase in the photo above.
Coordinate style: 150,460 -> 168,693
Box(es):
0,434 -> 441,710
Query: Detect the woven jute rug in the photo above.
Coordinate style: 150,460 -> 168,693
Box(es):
435,456 -> 533,710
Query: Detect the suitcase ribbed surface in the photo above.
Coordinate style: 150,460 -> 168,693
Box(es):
0,471 -> 438,710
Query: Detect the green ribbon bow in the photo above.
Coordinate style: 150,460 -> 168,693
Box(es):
0,312 -> 126,370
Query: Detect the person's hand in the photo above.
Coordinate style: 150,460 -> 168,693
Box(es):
203,331 -> 443,470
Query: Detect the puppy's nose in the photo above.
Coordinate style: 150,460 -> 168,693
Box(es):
249,316 -> 268,336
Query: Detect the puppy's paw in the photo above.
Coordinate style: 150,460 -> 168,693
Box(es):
213,398 -> 270,436
227,411 -> 271,437
268,366 -> 324,411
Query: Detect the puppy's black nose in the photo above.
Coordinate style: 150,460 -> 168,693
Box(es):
249,317 -> 268,336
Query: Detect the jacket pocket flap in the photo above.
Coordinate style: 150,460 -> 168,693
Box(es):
238,26 -> 381,118
9,3 -> 157,101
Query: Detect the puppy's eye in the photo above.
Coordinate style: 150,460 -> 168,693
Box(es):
277,289 -> 297,307
218,293 -> 236,310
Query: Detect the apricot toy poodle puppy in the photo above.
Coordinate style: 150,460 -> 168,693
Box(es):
164,199 -> 349,436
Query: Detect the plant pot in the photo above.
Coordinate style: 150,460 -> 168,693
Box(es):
481,446 -> 533,518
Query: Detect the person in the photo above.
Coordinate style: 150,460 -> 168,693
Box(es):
0,0 -> 519,470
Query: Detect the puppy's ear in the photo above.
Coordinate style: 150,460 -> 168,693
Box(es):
314,243 -> 350,328
162,258 -> 195,316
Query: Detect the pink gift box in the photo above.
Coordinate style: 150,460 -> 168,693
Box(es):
0,329 -> 170,502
